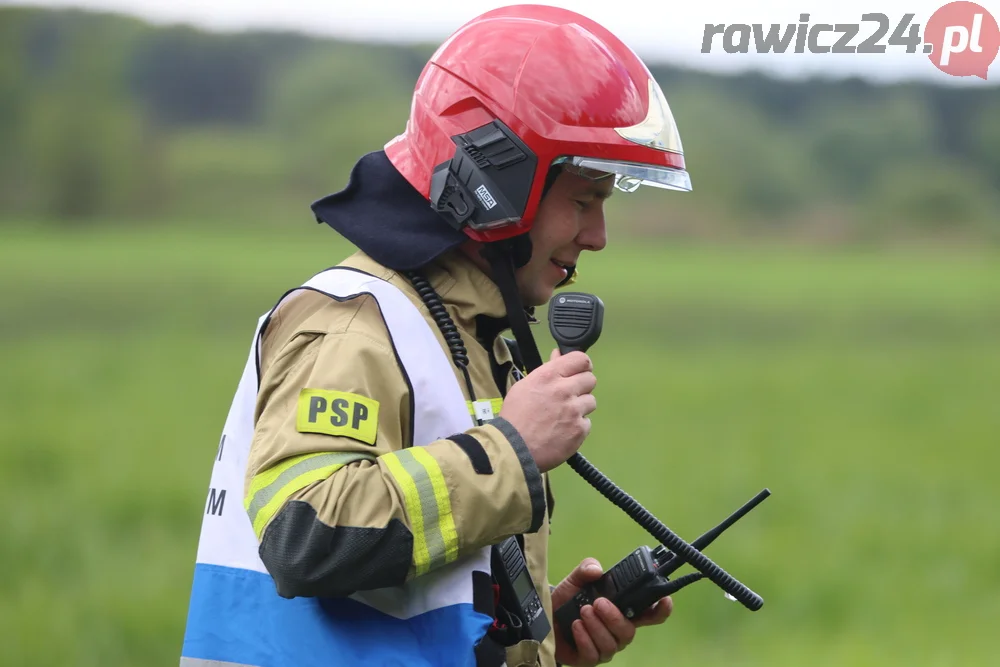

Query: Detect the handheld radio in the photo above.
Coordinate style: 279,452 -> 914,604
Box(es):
553,490 -> 769,649
492,536 -> 551,641
547,292 -> 768,648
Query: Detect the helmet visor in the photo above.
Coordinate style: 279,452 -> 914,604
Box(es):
558,156 -> 693,193
615,78 -> 685,155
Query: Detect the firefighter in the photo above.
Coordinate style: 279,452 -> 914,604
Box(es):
180,5 -> 692,667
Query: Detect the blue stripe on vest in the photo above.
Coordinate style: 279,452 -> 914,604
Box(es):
181,564 -> 493,667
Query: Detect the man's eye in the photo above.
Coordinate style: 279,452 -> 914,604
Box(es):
574,199 -> 588,209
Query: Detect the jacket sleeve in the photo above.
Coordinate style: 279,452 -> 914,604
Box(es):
245,324 -> 546,599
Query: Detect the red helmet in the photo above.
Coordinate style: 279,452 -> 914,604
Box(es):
385,4 -> 691,244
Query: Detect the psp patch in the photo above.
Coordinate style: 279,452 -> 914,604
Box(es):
296,389 -> 379,445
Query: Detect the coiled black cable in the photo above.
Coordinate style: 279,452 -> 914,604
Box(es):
567,453 -> 763,610
660,573 -> 704,597
405,270 -> 480,414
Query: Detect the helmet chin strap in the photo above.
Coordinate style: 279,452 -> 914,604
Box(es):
481,239 -> 544,374
476,163 -> 581,372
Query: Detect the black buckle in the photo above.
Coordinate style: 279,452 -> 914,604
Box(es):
430,168 -> 475,230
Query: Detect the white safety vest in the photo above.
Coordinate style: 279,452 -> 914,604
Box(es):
180,268 -> 494,667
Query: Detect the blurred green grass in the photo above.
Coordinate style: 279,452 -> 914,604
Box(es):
1,223 -> 998,666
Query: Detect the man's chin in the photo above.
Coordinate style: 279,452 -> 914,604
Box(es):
519,285 -> 556,309
514,268 -> 561,308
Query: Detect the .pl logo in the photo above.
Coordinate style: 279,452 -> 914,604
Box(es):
700,2 -> 999,79
925,2 -> 999,78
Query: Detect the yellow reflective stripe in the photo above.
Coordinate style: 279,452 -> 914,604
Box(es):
409,447 -> 459,565
244,451 -> 375,539
246,452 -> 311,501
382,452 -> 432,575
249,463 -> 341,538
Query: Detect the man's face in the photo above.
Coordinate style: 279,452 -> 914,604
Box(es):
515,168 -> 613,307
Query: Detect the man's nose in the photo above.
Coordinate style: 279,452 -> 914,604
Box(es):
578,213 -> 608,252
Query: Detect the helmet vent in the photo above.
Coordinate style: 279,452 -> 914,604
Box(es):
466,146 -> 490,170
463,125 -> 527,170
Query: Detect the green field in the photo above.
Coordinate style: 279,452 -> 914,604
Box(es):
1,224 -> 998,666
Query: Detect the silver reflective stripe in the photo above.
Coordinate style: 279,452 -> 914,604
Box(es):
180,659 -> 259,667
246,450 -> 375,526
393,449 -> 447,570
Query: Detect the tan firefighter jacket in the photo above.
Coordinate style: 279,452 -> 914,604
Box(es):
245,247 -> 557,666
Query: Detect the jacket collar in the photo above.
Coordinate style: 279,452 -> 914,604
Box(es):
341,247 -> 527,358
413,249 -> 514,351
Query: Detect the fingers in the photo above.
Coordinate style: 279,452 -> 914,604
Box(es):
580,604 -> 618,663
571,619 -> 600,666
572,598 -> 637,665
569,370 -> 597,396
563,558 -> 603,590
593,598 -> 636,648
558,358 -> 597,412
551,558 -> 604,609
632,596 -> 674,628
554,562 -> 664,666
553,350 -> 593,376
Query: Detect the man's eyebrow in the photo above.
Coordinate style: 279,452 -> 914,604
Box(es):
586,184 -> 615,200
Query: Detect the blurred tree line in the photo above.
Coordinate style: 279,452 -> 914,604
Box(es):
1,7 -> 998,243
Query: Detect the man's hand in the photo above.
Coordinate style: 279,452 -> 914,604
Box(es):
499,349 -> 597,473
551,558 -> 673,666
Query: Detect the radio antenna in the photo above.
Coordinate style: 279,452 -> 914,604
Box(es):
658,488 -> 770,578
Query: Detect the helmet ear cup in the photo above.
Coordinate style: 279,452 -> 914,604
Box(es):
428,120 -> 538,233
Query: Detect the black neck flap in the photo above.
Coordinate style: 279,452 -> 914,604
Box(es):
311,151 -> 469,271
482,240 -> 544,374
